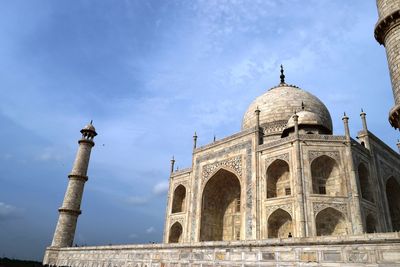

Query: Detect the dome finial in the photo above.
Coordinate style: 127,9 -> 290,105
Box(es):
280,64 -> 285,84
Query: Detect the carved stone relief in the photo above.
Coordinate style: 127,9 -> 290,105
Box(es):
308,150 -> 340,163
265,203 -> 293,218
201,155 -> 242,185
170,215 -> 185,226
173,182 -> 188,191
313,202 -> 348,217
265,153 -> 289,169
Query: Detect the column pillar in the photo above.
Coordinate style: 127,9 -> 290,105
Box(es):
293,113 -> 306,237
342,114 -> 364,234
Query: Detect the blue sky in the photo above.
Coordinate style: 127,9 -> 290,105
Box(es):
0,0 -> 398,261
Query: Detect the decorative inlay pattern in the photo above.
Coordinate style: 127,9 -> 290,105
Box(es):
173,182 -> 188,191
263,120 -> 287,134
262,135 -> 295,149
266,203 -> 293,218
299,134 -> 345,141
170,215 -> 185,226
308,150 -> 340,163
201,156 -> 242,185
313,202 -> 348,217
265,153 -> 289,168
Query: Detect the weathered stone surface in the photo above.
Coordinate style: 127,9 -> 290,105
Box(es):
43,233 -> 400,266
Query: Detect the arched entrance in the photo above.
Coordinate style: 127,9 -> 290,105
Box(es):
267,159 -> 291,198
171,185 -> 186,213
386,177 -> 400,231
168,222 -> 183,243
311,155 -> 343,196
200,169 -> 241,241
267,209 -> 293,238
316,207 -> 347,236
358,163 -> 374,202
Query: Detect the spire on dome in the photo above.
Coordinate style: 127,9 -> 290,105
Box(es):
280,65 -> 285,84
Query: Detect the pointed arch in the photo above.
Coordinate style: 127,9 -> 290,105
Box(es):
316,207 -> 348,236
171,184 -> 186,213
168,222 -> 183,243
311,155 -> 343,196
267,208 -> 293,238
266,159 -> 291,198
358,163 -> 374,202
386,177 -> 400,231
200,168 -> 241,241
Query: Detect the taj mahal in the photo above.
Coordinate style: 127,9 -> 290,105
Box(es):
44,0 -> 400,266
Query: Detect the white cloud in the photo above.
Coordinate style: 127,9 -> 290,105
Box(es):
145,226 -> 155,234
125,196 -> 149,205
152,181 -> 169,195
0,202 -> 20,221
36,147 -> 63,162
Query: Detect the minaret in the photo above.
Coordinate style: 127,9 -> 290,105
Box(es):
50,122 -> 97,247
374,0 -> 400,129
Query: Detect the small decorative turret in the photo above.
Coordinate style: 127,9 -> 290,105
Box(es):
170,156 -> 175,174
342,112 -> 351,141
397,139 -> 400,153
193,132 -> 198,150
254,107 -> 260,128
293,111 -> 299,137
359,109 -> 371,149
360,109 -> 368,132
50,121 -> 97,247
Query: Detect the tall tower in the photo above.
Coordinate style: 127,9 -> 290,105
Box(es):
50,122 -> 97,247
375,0 -> 400,129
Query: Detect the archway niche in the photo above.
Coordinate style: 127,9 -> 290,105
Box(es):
171,185 -> 186,213
316,207 -> 348,236
168,222 -> 183,243
311,155 -> 343,196
386,177 -> 400,231
200,169 -> 241,241
267,159 -> 291,198
366,213 -> 377,233
358,163 -> 374,203
267,209 -> 293,238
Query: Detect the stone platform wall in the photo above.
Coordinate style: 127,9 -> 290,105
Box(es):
44,232 -> 400,267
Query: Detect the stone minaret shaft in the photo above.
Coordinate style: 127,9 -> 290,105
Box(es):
51,122 -> 97,247
375,0 -> 400,129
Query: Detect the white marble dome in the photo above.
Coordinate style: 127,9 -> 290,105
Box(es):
242,83 -> 332,136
